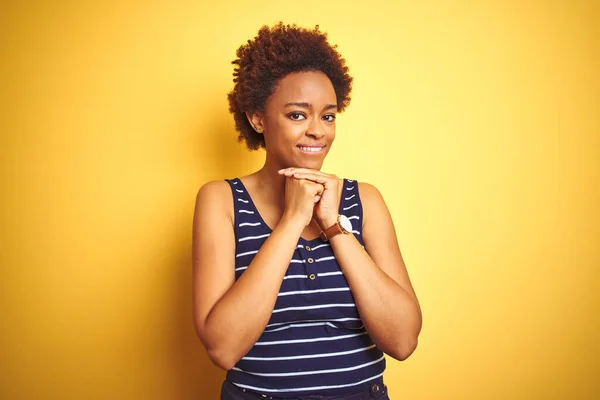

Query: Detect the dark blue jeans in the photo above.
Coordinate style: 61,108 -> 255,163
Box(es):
220,377 -> 390,400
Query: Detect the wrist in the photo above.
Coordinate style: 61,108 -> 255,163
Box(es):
318,215 -> 339,230
318,214 -> 353,241
279,212 -> 309,232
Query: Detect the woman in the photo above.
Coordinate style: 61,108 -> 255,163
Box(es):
192,22 -> 422,399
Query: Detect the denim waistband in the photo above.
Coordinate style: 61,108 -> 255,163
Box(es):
220,376 -> 388,400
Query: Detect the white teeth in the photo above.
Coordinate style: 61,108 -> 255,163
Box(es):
298,146 -> 323,152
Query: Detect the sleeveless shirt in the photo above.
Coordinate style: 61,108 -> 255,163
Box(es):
224,177 -> 386,397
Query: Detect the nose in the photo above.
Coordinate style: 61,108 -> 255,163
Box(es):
306,118 -> 325,139
306,131 -> 325,140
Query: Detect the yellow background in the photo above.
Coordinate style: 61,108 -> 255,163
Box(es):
1,1 -> 598,399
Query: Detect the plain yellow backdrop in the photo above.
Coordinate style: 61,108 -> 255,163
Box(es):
1,1 -> 598,399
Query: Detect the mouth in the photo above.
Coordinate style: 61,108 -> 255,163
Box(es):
296,145 -> 326,154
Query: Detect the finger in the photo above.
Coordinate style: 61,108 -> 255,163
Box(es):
307,181 -> 325,195
282,168 -> 329,177
310,184 -> 325,202
279,167 -> 310,174
292,172 -> 335,188
281,168 -> 301,177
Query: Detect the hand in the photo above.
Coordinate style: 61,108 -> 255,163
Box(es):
282,175 -> 325,227
278,168 -> 342,229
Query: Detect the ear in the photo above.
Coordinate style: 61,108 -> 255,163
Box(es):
245,111 -> 265,134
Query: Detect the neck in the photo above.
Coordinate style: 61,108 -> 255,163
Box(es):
253,157 -> 287,209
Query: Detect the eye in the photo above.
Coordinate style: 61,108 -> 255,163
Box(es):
288,112 -> 306,121
323,114 -> 336,122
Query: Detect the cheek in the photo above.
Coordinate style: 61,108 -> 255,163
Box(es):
264,118 -> 301,149
278,120 -> 307,142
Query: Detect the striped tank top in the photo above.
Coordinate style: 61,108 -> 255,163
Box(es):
224,177 -> 386,397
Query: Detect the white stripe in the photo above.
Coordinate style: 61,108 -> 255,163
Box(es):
346,186 -> 355,190
310,244 -> 330,250
233,181 -> 238,184
297,244 -> 304,248
238,233 -> 270,242
348,216 -> 360,220
235,266 -> 248,272
233,355 -> 384,377
343,203 -> 358,211
315,256 -> 335,262
255,332 -> 367,346
283,274 -> 308,280
347,179 -> 354,183
239,222 -> 261,227
237,198 -> 249,203
263,321 -> 363,333
242,344 -> 376,361
352,230 -> 361,235
290,259 -> 305,264
277,287 -> 350,297
318,271 -> 343,277
266,318 -> 361,328
272,303 -> 355,314
239,209 -> 254,214
236,250 -> 259,258
231,372 -> 384,393
344,194 -> 356,200
235,189 -> 243,193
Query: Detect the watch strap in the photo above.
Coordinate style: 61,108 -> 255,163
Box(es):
319,215 -> 349,241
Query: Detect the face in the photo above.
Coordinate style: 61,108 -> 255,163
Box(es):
248,70 -> 338,170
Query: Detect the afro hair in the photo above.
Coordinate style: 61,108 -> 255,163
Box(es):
227,22 -> 353,150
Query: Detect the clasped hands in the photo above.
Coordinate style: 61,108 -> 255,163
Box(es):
278,168 -> 342,229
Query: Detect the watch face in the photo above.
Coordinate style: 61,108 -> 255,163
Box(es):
339,214 -> 353,233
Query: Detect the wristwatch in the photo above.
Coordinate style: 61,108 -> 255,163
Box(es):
319,214 -> 353,241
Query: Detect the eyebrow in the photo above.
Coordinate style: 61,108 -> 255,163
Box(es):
284,102 -> 338,112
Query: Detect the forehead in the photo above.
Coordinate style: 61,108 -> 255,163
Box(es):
269,70 -> 337,105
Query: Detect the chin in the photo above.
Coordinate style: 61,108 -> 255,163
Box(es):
294,158 -> 324,170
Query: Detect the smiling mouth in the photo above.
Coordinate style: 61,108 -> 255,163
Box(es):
297,145 -> 326,154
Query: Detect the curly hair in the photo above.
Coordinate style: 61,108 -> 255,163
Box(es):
227,22 -> 353,150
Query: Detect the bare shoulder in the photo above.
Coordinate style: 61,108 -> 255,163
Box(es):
194,180 -> 234,227
196,180 -> 231,199
357,181 -> 388,215
356,181 -> 396,235
357,181 -> 383,201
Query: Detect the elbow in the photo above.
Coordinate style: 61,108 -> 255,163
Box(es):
196,329 -> 239,371
195,322 -> 242,371
195,320 -> 237,370
206,345 -> 239,371
205,344 -> 242,371
388,336 -> 419,361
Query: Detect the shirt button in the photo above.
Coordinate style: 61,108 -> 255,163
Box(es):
307,258 -> 314,264
309,273 -> 316,280
371,384 -> 380,394
305,246 -> 311,251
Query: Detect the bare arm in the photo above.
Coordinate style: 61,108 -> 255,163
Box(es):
192,179 -> 321,370
328,182 -> 422,361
